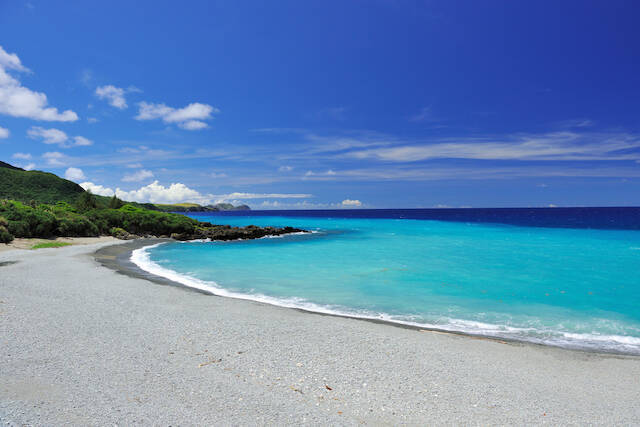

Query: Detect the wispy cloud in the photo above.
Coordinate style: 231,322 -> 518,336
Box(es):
409,106 -> 438,122
122,169 -> 154,182
42,151 -> 66,166
27,126 -> 93,148
346,131 -> 640,162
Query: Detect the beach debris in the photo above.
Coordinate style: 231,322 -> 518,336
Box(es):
289,386 -> 304,394
325,385 -> 332,391
198,358 -> 222,367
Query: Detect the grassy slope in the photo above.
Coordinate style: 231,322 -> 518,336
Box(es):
0,166 -> 85,205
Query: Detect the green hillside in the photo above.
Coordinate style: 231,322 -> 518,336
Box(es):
0,161 -> 250,211
0,162 -> 86,204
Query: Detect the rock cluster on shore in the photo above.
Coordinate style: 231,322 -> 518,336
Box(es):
173,224 -> 306,241
111,224 -> 306,241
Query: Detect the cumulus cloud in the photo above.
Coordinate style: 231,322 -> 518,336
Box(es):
122,169 -> 154,182
116,181 -> 210,204
23,163 -> 35,171
0,125 -> 8,138
64,167 -> 86,181
79,180 -> 313,206
341,199 -> 362,207
0,45 -> 78,121
79,182 -> 114,197
27,126 -> 93,148
135,101 -> 218,130
0,46 -> 30,72
12,152 -> 31,159
42,151 -> 65,166
95,85 -> 128,109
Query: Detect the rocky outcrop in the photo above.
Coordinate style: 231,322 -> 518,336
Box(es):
170,225 -> 306,241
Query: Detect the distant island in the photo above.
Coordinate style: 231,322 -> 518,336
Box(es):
0,161 -> 300,244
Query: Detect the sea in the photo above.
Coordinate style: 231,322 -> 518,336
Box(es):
131,208 -> 640,354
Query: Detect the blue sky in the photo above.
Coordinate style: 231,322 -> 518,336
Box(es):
1,0 -> 639,208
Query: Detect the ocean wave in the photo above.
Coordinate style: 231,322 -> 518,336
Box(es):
130,243 -> 640,355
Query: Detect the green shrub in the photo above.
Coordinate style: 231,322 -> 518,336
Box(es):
0,201 -> 58,238
0,221 -> 13,244
0,228 -> 13,244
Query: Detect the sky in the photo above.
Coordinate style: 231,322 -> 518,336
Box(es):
1,0 -> 639,209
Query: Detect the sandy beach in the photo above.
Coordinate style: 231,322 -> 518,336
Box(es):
1,240 -> 639,425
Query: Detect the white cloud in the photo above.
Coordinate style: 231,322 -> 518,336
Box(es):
23,163 -> 35,171
122,169 -> 154,182
0,45 -> 78,121
87,117 -> 98,123
27,126 -> 92,148
304,169 -> 336,177
135,101 -> 218,130
95,85 -> 127,109
341,199 -> 362,207
79,182 -> 114,197
12,152 -> 31,159
77,179 -> 313,205
73,136 -> 93,146
27,126 -> 67,144
179,120 -> 208,130
0,125 -> 8,138
258,200 -> 347,210
115,181 -> 210,204
409,106 -> 437,122
347,132 -> 640,162
42,151 -> 65,166
278,165 -> 293,172
210,192 -> 312,203
0,45 -> 30,72
64,167 -> 86,181
126,163 -> 143,168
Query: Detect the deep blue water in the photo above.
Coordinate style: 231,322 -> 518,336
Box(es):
132,208 -> 640,354
191,207 -> 640,230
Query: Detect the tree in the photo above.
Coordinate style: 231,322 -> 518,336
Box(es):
108,195 -> 124,209
76,190 -> 97,212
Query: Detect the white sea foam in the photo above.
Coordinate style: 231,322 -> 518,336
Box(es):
130,243 -> 640,355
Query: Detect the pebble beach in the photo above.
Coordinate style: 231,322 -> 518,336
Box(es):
1,240 -> 640,425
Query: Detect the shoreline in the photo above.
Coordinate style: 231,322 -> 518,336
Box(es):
97,238 -> 639,358
3,240 -> 640,424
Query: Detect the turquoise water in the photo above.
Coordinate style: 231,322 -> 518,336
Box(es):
133,214 -> 640,354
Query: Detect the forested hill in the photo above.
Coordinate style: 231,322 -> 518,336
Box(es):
0,161 -> 250,211
0,162 -> 86,204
